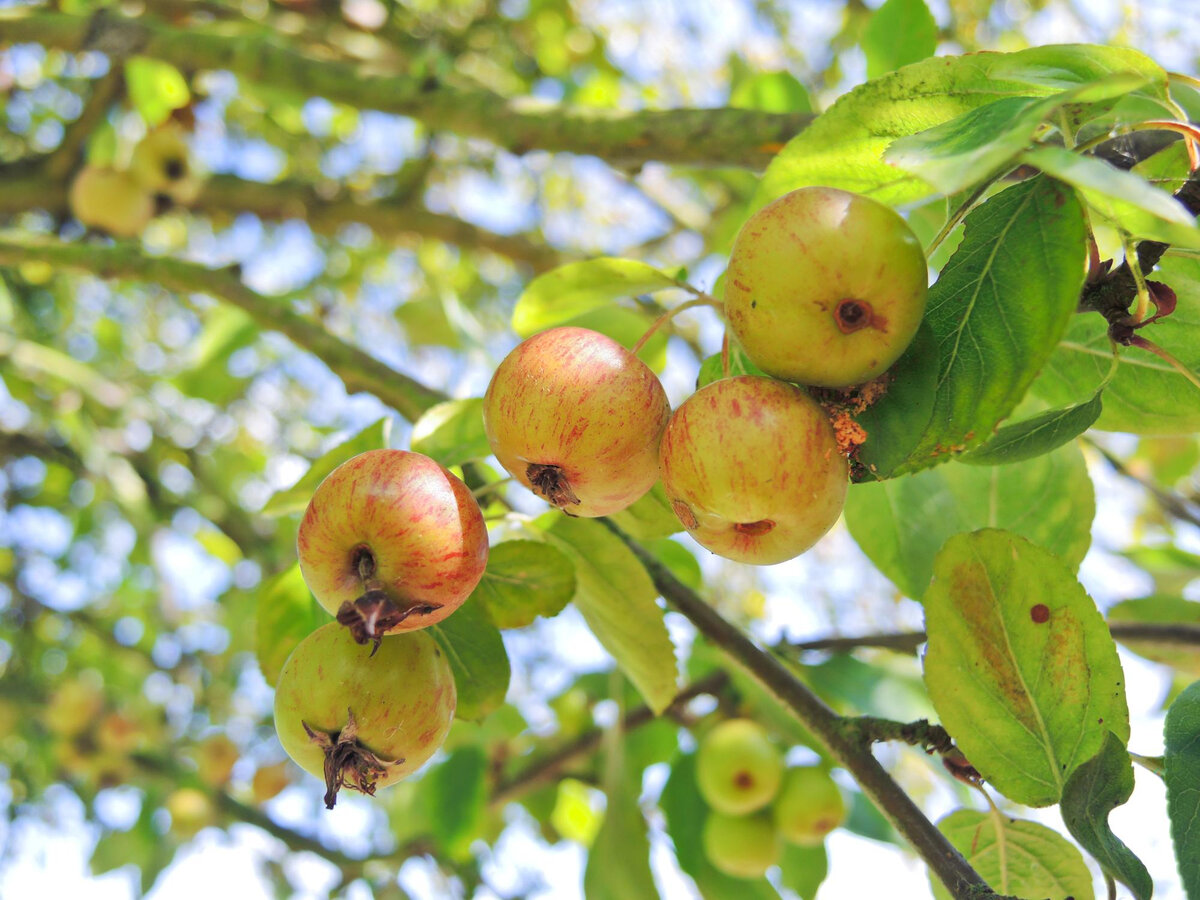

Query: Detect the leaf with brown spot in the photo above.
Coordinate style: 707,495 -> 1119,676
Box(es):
923,529 -> 1129,806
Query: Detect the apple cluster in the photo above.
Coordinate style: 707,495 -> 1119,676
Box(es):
69,122 -> 201,238
695,719 -> 848,879
484,187 -> 927,565
274,449 -> 489,808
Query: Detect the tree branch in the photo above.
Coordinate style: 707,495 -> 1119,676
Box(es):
1,9 -> 810,169
0,237 -> 446,422
599,519 -> 993,900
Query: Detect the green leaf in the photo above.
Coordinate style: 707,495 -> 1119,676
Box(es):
260,418 -> 391,516
1108,596 -> 1200,675
696,345 -> 766,389
425,746 -> 488,854
959,393 -> 1102,465
255,564 -> 329,687
885,73 -> 1150,195
757,44 -> 1166,207
410,398 -> 490,467
1165,680 -> 1200,897
778,844 -> 828,900
511,258 -> 680,337
847,443 -> 1093,599
730,71 -> 812,114
172,305 -> 258,405
1061,732 -> 1153,900
429,599 -> 511,721
1030,254 -> 1200,433
930,809 -> 1094,900
125,57 -> 190,126
583,748 -> 658,900
563,304 -> 669,371
545,517 -> 678,715
659,753 -> 781,900
862,0 -> 937,80
474,540 -> 576,630
923,530 -> 1129,806
608,482 -> 682,540
1023,146 -> 1200,248
643,538 -> 703,592
855,177 -> 1086,478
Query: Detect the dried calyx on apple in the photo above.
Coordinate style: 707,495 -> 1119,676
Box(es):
483,326 -> 671,517
297,449 -> 488,649
724,186 -> 928,388
273,623 -> 455,808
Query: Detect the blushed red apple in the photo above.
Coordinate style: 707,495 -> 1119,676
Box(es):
483,326 -> 671,517
660,376 -> 848,565
297,449 -> 488,645
724,186 -> 928,387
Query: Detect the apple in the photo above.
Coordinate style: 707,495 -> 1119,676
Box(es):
660,376 -> 847,565
273,622 -> 456,808
166,787 -> 215,838
483,326 -> 671,517
773,765 -> 848,845
194,734 -> 240,787
702,811 -> 782,879
297,449 -> 488,646
724,186 -> 928,387
695,718 -> 784,815
130,123 -> 202,204
251,761 -> 292,804
68,166 -> 154,238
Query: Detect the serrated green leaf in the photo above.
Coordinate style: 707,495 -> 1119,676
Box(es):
855,177 -> 1087,478
1024,146 -> 1200,248
608,482 -> 682,540
660,753 -> 782,900
960,393 -> 1102,465
425,746 -> 488,854
474,540 -> 575,630
260,418 -> 390,517
847,443 -> 1093,599
125,57 -> 190,127
924,530 -> 1129,806
1061,732 -> 1153,900
1031,254 -> 1200,433
255,563 -> 329,687
512,258 -> 679,337
862,0 -> 937,80
545,517 -> 678,714
1165,680 -> 1200,897
930,809 -> 1094,900
429,598 -> 510,721
410,398 -> 490,467
757,44 -> 1166,207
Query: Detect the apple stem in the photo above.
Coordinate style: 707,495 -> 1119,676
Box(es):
720,330 -> 730,379
303,708 -> 402,809
631,296 -> 721,356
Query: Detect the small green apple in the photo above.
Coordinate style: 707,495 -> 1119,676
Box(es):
660,376 -> 847,565
702,811 -> 782,879
696,718 -> 784,815
483,326 -> 671,517
68,166 -> 154,238
724,186 -> 928,387
773,765 -> 847,846
130,123 -> 202,204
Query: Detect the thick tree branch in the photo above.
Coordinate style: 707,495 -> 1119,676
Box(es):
1,10 -> 810,169
0,237 -> 446,421
599,520 -> 993,900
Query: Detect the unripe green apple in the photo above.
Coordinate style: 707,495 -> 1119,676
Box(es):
483,326 -> 671,517
702,811 -> 782,879
772,765 -> 847,845
130,123 -> 201,204
68,166 -> 154,238
696,718 -> 784,815
297,449 -> 488,646
660,376 -> 847,565
273,622 -> 455,808
724,186 -> 928,387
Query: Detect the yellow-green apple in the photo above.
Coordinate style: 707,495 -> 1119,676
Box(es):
696,718 -> 784,815
297,449 -> 488,647
483,326 -> 671,517
702,811 -> 783,879
273,622 -> 455,808
724,186 -> 928,387
130,123 -> 202,204
68,166 -> 154,238
660,376 -> 847,565
772,765 -> 847,845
